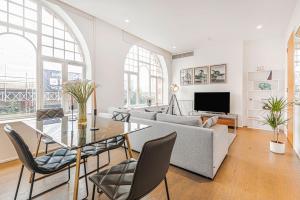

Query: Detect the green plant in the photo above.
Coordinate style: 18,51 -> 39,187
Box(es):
262,97 -> 288,143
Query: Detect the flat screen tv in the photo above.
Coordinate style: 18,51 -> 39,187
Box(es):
194,92 -> 230,114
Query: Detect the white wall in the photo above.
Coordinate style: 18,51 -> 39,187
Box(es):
172,40 -> 244,126
51,0 -> 173,112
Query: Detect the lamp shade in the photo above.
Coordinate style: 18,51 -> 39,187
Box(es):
170,83 -> 179,93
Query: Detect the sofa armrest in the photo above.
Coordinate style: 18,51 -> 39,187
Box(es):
211,124 -> 229,178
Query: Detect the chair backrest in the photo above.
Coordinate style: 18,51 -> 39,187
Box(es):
128,132 -> 177,199
112,111 -> 130,122
36,108 -> 64,120
4,125 -> 38,172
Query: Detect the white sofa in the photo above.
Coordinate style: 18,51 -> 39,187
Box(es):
127,111 -> 231,179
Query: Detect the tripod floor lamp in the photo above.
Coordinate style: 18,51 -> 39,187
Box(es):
166,83 -> 182,115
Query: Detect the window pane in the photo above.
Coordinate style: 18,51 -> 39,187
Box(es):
65,41 -> 74,51
25,0 -> 37,10
9,2 -> 23,16
139,64 -> 149,104
0,34 -> 36,117
65,51 -> 74,60
54,38 -> 64,49
0,0 -> 7,12
43,61 -> 62,108
9,14 -> 23,26
130,74 -> 137,105
10,0 -> 23,5
54,28 -> 64,39
42,25 -> 53,36
65,31 -> 74,42
24,19 -> 37,30
42,35 -> 53,46
68,65 -> 82,80
25,8 -> 37,21
75,53 -> 83,62
0,11 -> 7,22
0,25 -> 7,33
54,48 -> 64,59
42,46 -> 53,56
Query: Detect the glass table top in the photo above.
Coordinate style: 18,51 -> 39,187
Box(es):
22,115 -> 150,149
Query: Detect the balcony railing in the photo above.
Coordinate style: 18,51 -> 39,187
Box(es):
0,75 -> 61,116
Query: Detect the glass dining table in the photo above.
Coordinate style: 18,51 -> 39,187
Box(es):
22,115 -> 150,200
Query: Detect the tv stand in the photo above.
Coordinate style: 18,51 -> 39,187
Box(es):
190,111 -> 238,133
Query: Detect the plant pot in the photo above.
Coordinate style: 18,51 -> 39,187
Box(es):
269,141 -> 285,154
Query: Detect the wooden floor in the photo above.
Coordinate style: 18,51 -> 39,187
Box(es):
1,128 -> 300,200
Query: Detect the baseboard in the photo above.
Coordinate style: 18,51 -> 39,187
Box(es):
0,156 -> 18,164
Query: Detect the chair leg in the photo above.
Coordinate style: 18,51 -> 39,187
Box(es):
92,184 -> 96,200
96,155 -> 100,173
14,165 -> 24,200
164,177 -> 170,200
83,159 -> 89,199
45,144 -> 48,154
107,150 -> 111,163
28,172 -> 35,200
67,165 -> 71,182
124,143 -> 128,159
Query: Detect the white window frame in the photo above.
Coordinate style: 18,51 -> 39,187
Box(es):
0,0 -> 87,119
124,45 -> 164,107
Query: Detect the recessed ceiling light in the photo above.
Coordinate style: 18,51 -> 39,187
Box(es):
124,19 -> 130,23
256,25 -> 263,30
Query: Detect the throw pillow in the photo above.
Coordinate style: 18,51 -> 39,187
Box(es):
203,116 -> 219,128
129,110 -> 157,120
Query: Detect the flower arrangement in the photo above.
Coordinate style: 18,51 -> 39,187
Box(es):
63,80 -> 95,125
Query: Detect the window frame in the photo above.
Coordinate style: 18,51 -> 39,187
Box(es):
0,0 -> 86,120
124,45 -> 164,107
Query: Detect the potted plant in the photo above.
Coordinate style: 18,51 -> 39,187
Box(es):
262,97 -> 288,154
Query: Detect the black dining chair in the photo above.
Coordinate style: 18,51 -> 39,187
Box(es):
36,108 -> 65,154
3,125 -> 89,200
81,111 -> 130,174
89,132 -> 177,200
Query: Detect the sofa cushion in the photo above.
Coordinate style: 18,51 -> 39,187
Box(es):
156,113 -> 202,126
130,110 -> 157,120
203,116 -> 219,128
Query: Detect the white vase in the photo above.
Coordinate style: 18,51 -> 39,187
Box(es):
269,141 -> 285,154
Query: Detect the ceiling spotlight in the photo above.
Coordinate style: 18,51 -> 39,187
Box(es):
124,19 -> 130,23
256,25 -> 263,29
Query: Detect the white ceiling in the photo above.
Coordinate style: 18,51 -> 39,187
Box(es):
60,0 -> 296,54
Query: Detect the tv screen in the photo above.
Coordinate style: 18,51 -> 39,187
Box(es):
194,92 -> 230,114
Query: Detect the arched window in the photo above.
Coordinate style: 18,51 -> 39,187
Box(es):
124,45 -> 164,106
0,0 -> 87,118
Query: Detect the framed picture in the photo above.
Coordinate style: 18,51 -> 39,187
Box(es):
210,64 -> 226,83
194,66 -> 209,84
180,68 -> 193,86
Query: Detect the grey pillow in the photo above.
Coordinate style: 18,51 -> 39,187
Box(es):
130,110 -> 157,120
156,113 -> 202,126
203,116 -> 219,128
